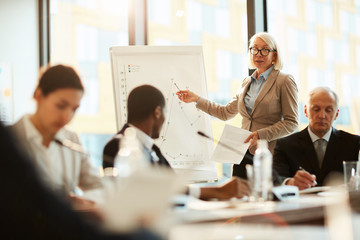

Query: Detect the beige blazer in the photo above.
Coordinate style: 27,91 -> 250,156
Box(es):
197,69 -> 299,154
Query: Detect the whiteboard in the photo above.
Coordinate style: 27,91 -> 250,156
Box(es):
0,62 -> 13,124
110,46 -> 217,182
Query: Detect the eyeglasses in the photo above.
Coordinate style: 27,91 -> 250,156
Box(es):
249,47 -> 276,56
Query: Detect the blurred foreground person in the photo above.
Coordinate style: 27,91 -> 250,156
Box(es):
0,122 -> 161,239
10,65 -> 102,197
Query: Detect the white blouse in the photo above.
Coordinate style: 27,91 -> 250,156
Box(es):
11,115 -> 102,195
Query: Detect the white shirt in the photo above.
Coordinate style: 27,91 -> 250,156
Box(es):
127,124 -> 162,163
244,66 -> 274,115
307,127 -> 332,144
130,125 -> 201,197
13,115 -> 102,194
129,124 -> 154,153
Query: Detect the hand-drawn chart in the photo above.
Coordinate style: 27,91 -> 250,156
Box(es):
110,46 -> 217,181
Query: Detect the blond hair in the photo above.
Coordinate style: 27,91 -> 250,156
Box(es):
248,32 -> 283,70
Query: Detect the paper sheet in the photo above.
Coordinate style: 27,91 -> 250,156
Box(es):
186,196 -> 250,211
100,168 -> 184,232
299,186 -> 331,194
210,124 -> 251,164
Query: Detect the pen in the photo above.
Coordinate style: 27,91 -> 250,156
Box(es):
299,166 -> 318,186
174,83 -> 183,97
174,82 -> 181,91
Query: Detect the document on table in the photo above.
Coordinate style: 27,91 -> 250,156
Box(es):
100,168 -> 184,232
210,124 -> 251,164
299,186 -> 331,194
186,196 -> 252,211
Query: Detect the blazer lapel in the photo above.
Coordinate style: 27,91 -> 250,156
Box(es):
239,77 -> 252,117
298,128 -> 321,175
251,69 -> 279,114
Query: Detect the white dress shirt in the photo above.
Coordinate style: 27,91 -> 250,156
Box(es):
129,124 -> 154,153
307,127 -> 331,146
12,115 -> 102,194
126,125 -> 200,197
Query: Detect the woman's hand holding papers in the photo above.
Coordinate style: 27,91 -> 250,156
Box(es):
244,131 -> 259,151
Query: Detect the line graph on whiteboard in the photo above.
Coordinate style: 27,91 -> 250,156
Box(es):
116,65 -> 213,170
158,78 -> 206,167
110,46 -> 217,179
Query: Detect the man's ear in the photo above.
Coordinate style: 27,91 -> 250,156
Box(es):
154,106 -> 161,119
334,108 -> 339,121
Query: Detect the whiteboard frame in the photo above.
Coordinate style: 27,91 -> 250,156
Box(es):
110,45 -> 210,130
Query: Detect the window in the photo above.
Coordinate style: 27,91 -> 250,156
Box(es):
148,0 -> 248,177
49,0 -> 130,166
267,0 -> 360,133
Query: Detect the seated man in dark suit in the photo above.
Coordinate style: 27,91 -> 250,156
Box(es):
103,84 -> 170,169
103,85 -> 249,200
0,122 -> 161,240
273,87 -> 360,190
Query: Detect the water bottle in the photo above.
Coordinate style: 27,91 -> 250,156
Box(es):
100,128 -> 149,204
114,127 -> 148,178
252,140 -> 273,201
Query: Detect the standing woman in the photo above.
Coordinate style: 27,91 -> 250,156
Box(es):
177,32 -> 299,179
10,65 -> 102,196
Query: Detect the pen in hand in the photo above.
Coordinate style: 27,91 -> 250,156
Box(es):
299,166 -> 318,186
174,83 -> 183,96
174,82 -> 180,90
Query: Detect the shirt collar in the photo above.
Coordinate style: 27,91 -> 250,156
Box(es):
22,114 -> 41,140
308,126 -> 332,143
22,114 -> 67,143
128,124 -> 154,151
251,65 -> 274,81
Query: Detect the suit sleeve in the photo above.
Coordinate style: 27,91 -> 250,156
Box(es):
103,137 -> 120,169
196,94 -> 240,121
195,78 -> 250,121
272,138 -> 293,183
257,74 -> 299,141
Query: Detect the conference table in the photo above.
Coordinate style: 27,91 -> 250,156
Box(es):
81,176 -> 360,239
172,194 -> 326,225
167,190 -> 360,240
